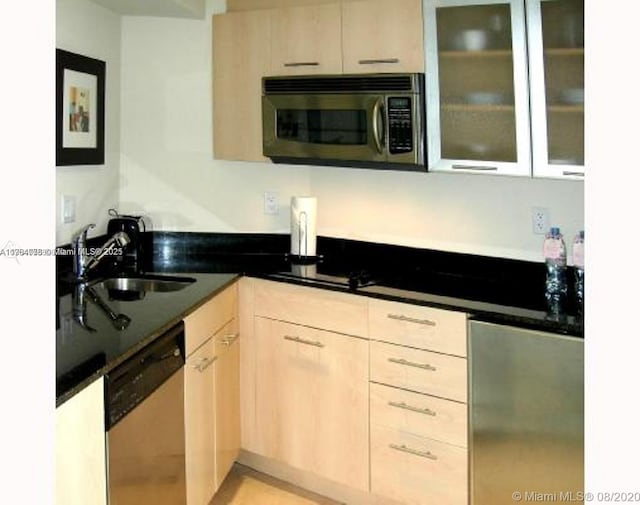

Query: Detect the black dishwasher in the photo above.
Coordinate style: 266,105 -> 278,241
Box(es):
105,322 -> 186,505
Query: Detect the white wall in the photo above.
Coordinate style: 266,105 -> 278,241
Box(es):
118,0 -> 583,263
56,0 -> 121,245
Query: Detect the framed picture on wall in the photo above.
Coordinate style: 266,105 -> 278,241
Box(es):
56,49 -> 105,166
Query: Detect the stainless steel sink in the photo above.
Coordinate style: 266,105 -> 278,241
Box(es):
92,274 -> 196,293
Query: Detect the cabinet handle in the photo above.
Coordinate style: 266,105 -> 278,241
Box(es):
562,171 -> 584,177
284,62 -> 319,67
218,333 -> 239,346
387,313 -> 436,326
388,357 -> 436,371
358,58 -> 400,65
388,400 -> 436,417
389,443 -> 437,460
452,164 -> 498,171
283,335 -> 325,348
193,356 -> 217,372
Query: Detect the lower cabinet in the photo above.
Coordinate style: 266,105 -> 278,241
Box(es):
55,377 -> 107,505
185,318 -> 240,504
251,316 -> 370,492
184,283 -> 240,505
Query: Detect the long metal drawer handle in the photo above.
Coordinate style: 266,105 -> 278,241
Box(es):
194,356 -> 218,372
452,164 -> 498,171
219,333 -> 239,346
284,335 -> 325,348
389,443 -> 438,460
387,313 -> 436,326
562,171 -> 584,177
284,62 -> 319,67
388,400 -> 436,417
388,357 -> 436,371
359,58 -> 400,65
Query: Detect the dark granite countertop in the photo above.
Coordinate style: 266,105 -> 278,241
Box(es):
56,232 -> 583,406
56,272 -> 239,406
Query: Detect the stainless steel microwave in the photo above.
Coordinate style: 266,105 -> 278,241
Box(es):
262,73 -> 426,171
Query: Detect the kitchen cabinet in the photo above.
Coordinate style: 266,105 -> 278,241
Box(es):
183,283 -> 239,505
252,316 -> 370,491
425,0 -> 584,179
527,0 -> 584,179
185,337 -> 217,505
241,278 -> 369,492
212,10 -> 271,161
342,0 -> 424,73
424,0 -> 532,176
270,3 -> 342,75
55,377 -> 107,505
368,298 -> 468,505
213,322 -> 241,489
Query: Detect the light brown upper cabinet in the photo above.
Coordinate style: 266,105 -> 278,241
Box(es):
270,3 -> 343,75
342,0 -> 425,73
212,10 -> 271,161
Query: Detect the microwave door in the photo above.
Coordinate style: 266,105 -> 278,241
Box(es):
262,94 -> 386,163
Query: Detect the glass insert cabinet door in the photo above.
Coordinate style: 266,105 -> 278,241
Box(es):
527,0 -> 584,179
424,0 -> 531,176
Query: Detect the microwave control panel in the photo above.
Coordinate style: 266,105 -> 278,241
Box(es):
387,97 -> 413,155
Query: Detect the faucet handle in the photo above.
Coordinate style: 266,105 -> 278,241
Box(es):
74,223 -> 96,239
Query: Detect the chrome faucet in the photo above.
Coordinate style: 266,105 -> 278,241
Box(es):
72,224 -> 131,281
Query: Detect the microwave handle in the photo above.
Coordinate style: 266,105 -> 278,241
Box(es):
372,97 -> 385,155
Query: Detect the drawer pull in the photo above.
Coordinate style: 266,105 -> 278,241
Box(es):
218,333 -> 239,346
387,313 -> 436,326
359,58 -> 400,65
452,164 -> 498,171
388,357 -> 436,371
388,401 -> 436,417
562,171 -> 584,177
284,62 -> 319,67
389,443 -> 437,460
193,356 -> 217,373
284,335 -> 325,348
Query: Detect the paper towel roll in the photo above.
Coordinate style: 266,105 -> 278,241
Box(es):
290,196 -> 317,257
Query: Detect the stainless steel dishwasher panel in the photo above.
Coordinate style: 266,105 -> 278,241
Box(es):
107,369 -> 186,505
469,321 -> 584,505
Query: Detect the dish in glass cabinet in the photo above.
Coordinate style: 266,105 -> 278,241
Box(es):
560,88 -> 584,105
451,29 -> 494,51
464,92 -> 508,105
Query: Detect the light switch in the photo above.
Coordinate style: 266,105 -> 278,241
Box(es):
62,195 -> 76,224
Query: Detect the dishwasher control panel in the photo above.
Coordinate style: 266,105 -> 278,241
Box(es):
105,322 -> 185,430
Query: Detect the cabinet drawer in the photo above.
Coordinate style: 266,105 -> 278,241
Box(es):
370,341 -> 467,402
253,279 -> 368,337
370,382 -> 467,448
184,283 -> 238,356
369,298 -> 467,356
371,424 -> 468,505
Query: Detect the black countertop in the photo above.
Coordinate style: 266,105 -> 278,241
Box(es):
56,272 -> 239,406
56,232 -> 583,406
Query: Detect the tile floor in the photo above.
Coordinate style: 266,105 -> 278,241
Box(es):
210,464 -> 344,505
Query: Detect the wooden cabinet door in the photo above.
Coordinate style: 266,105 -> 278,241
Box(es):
56,378 -> 107,505
342,0 -> 425,73
252,316 -> 369,491
214,320 -> 241,489
184,338 -> 217,505
270,3 -> 342,75
213,10 -> 271,161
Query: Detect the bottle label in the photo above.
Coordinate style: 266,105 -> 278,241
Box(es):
543,239 -> 563,260
573,242 -> 584,268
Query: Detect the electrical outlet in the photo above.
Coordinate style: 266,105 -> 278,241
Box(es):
532,207 -> 549,234
264,191 -> 279,215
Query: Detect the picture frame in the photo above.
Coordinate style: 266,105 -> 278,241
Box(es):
56,49 -> 106,166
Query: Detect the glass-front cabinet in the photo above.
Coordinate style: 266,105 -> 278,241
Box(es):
424,0 -> 584,179
527,0 -> 584,179
424,0 -> 531,176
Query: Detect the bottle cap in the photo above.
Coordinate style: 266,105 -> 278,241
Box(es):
550,227 -> 560,236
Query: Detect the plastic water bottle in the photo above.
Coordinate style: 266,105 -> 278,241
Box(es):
543,227 -> 567,307
572,230 -> 585,308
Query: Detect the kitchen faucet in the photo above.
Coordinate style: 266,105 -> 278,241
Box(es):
72,224 -> 131,281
